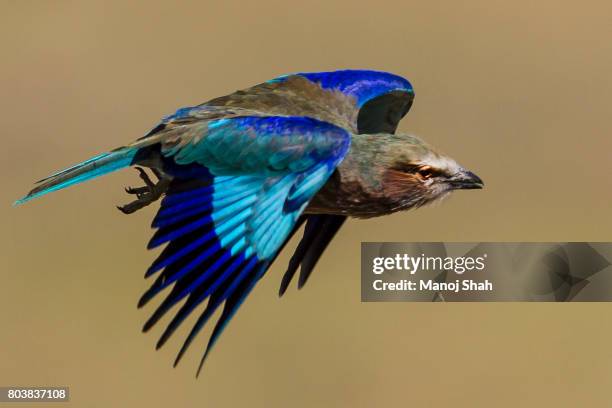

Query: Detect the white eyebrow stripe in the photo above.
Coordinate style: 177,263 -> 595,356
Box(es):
422,155 -> 462,175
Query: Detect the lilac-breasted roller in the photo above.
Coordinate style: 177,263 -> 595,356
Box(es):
16,70 -> 483,375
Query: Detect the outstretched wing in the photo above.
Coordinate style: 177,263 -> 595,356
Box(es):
138,115 -> 350,374
293,70 -> 414,133
183,70 -> 415,294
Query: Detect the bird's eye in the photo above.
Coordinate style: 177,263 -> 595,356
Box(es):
417,166 -> 434,179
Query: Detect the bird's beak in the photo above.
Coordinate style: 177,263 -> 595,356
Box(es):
449,170 -> 484,190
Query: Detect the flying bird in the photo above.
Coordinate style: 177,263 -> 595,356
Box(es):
16,70 -> 483,375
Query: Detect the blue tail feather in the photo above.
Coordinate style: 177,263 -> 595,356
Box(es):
15,147 -> 138,205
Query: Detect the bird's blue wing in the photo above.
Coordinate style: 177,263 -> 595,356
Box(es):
270,69 -> 414,108
138,115 -> 350,374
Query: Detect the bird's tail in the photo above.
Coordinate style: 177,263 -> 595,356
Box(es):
15,146 -> 141,205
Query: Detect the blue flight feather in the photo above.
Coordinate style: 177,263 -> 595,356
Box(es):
271,69 -> 414,107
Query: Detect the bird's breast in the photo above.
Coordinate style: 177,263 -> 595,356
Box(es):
306,170 -> 401,218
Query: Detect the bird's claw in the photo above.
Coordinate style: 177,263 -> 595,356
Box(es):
125,186 -> 149,197
117,167 -> 171,214
135,166 -> 157,188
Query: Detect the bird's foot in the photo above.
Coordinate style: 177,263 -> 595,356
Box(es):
117,167 -> 171,214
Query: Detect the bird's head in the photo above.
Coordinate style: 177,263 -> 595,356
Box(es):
340,133 -> 484,215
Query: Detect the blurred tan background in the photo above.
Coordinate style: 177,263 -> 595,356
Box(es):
1,1 -> 612,407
